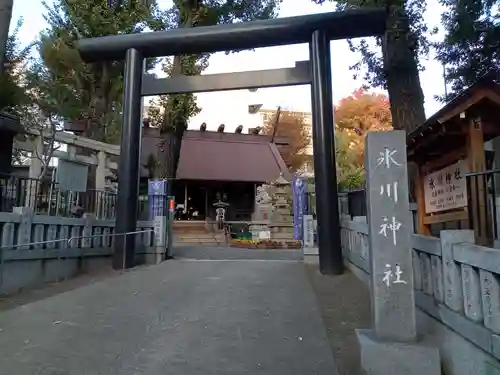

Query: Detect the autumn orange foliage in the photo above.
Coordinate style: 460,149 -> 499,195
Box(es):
335,88 -> 393,166
261,110 -> 311,172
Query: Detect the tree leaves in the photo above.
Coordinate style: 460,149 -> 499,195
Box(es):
147,0 -> 283,138
146,0 -> 282,179
261,110 -> 311,172
313,0 -> 426,132
434,0 -> 500,100
335,88 -> 392,189
31,0 -> 155,142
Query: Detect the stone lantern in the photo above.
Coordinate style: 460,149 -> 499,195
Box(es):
269,173 -> 293,240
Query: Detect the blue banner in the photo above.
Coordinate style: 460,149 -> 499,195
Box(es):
148,179 -> 168,220
292,175 -> 307,241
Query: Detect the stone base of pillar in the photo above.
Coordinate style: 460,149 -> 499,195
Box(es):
356,329 -> 440,375
143,250 -> 164,265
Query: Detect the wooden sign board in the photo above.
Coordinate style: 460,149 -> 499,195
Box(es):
424,160 -> 468,214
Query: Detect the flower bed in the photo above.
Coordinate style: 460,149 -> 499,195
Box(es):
230,239 -> 301,249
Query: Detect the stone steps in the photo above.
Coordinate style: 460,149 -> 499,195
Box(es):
173,225 -> 209,233
174,237 -> 226,246
173,231 -> 226,246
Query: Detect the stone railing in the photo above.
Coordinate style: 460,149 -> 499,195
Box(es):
341,216 -> 500,365
0,208 -> 158,295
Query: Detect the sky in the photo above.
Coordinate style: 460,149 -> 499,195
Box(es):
11,0 -> 447,133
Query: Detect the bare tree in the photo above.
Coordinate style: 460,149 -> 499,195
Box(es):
16,103 -> 62,181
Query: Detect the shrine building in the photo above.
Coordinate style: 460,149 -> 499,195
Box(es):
140,122 -> 292,222
408,68 -> 500,247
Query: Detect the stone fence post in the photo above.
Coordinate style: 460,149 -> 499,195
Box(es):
356,130 -> 440,375
13,207 -> 32,250
338,192 -> 349,217
148,180 -> 169,264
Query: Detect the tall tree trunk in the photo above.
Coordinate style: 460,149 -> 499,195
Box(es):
0,0 -> 13,75
383,4 -> 427,201
155,118 -> 185,179
383,4 -> 426,133
156,55 -> 185,182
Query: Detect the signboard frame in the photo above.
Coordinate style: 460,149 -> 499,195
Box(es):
423,160 -> 468,214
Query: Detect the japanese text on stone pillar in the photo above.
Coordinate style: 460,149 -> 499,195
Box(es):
376,147 -> 406,286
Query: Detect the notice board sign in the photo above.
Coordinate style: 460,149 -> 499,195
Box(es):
424,160 -> 468,214
56,159 -> 89,192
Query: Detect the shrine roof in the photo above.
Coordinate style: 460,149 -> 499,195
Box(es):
408,69 -> 500,162
141,130 -> 291,182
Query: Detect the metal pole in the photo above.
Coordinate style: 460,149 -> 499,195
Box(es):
309,30 -> 343,275
122,233 -> 127,272
113,48 -> 143,270
167,197 -> 174,259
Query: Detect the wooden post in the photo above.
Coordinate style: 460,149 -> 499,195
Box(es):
205,187 -> 208,220
415,167 -> 431,235
466,117 -> 491,245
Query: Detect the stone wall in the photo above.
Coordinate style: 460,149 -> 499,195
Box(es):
341,217 -> 500,375
0,208 -> 157,295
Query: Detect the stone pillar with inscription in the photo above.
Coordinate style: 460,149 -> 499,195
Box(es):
356,130 -> 441,375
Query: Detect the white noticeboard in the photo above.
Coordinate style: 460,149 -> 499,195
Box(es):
154,216 -> 167,247
303,215 -> 315,247
424,160 -> 468,214
56,159 -> 89,192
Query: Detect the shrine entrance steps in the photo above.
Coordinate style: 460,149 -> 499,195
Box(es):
173,221 -> 226,246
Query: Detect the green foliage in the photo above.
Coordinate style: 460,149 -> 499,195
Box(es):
335,130 -> 365,190
0,19 -> 63,169
434,0 -> 500,100
147,0 -> 283,136
312,0 -> 427,132
146,55 -> 207,133
31,0 -> 155,142
312,0 -> 429,89
0,20 -> 32,113
338,167 -> 365,191
146,0 -> 282,179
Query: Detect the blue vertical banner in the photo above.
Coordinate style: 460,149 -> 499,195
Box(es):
148,179 -> 168,220
292,175 -> 307,241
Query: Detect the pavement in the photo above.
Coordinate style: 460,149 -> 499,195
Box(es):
0,247 -> 339,375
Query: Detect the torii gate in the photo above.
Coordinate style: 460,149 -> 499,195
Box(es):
77,9 -> 386,275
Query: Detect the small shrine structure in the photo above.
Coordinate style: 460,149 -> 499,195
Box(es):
140,125 -> 291,222
408,69 -> 500,246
